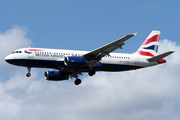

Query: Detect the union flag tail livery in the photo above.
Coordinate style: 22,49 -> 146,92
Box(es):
135,31 -> 174,65
137,30 -> 160,57
5,30 -> 174,85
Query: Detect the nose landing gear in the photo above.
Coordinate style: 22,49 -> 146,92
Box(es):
26,67 -> 31,77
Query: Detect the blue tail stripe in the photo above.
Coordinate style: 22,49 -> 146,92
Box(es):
143,45 -> 158,53
156,46 -> 158,53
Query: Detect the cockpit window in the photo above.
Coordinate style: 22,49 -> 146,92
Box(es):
12,51 -> 22,54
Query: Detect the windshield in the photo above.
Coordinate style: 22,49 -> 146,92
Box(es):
12,51 -> 22,54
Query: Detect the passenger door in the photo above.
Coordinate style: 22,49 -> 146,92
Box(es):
28,49 -> 34,58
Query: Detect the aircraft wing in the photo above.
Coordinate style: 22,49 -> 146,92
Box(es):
83,32 -> 137,61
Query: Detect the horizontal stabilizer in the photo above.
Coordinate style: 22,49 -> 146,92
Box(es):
148,51 -> 174,62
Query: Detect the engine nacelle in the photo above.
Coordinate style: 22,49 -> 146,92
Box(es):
64,56 -> 87,67
44,71 -> 69,81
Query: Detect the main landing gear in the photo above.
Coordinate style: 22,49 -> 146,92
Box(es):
74,79 -> 81,85
88,69 -> 96,76
74,70 -> 95,85
26,67 -> 31,77
73,72 -> 82,85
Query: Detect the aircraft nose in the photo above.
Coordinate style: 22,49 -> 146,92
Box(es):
5,55 -> 10,62
5,54 -> 20,66
5,55 -> 13,64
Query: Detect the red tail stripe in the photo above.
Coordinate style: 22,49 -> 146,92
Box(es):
142,35 -> 160,45
137,50 -> 154,57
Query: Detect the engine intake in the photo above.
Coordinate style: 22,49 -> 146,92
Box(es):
64,56 -> 87,67
44,71 -> 69,81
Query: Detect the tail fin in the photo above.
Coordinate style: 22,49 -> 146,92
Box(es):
137,30 -> 160,57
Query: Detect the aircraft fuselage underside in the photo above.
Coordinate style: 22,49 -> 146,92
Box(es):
6,59 -> 143,72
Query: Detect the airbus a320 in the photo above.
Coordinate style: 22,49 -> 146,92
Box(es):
5,31 -> 174,85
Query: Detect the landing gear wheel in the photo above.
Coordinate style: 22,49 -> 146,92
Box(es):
26,67 -> 31,77
88,70 -> 96,76
26,73 -> 31,77
74,79 -> 81,85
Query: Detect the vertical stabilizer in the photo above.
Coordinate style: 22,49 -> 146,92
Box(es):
137,30 -> 160,57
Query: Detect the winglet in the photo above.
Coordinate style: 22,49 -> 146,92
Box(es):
134,32 -> 138,37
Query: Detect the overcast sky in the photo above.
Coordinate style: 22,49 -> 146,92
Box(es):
0,1 -> 180,120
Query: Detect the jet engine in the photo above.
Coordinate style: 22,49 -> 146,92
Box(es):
64,56 -> 87,67
44,71 -> 69,81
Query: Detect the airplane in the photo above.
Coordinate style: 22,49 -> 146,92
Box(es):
5,30 -> 174,85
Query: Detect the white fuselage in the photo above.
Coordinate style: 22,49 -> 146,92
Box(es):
5,48 -> 158,72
